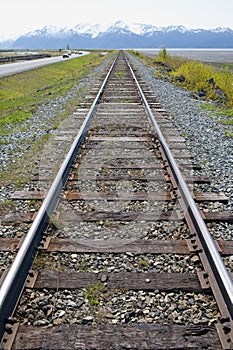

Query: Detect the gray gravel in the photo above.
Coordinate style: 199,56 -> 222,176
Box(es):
0,84 -> 81,172
1,52 -> 232,209
33,252 -> 202,273
127,52 -> 233,245
128,53 -> 233,210
1,51 -> 232,244
1,52 -> 232,328
16,288 -> 219,326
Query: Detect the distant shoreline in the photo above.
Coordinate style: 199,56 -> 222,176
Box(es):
137,49 -> 233,63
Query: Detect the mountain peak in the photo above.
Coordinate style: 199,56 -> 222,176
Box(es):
0,22 -> 233,49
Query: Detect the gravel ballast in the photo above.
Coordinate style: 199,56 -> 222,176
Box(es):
0,52 -> 232,329
129,54 -> 233,208
0,53 -> 232,207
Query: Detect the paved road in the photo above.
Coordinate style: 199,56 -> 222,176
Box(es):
0,52 -> 89,78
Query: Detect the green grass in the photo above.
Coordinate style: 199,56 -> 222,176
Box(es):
0,199 -> 16,215
201,103 -> 233,127
84,283 -> 106,306
115,71 -> 126,76
0,53 -> 109,136
0,52 -> 113,186
134,48 -> 233,107
173,62 -> 232,104
224,130 -> 233,137
121,99 -> 132,103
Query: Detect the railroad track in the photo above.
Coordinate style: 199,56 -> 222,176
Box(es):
0,50 -> 232,349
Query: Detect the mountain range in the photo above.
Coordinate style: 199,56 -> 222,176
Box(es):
1,21 -> 233,49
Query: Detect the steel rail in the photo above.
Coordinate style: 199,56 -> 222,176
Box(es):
125,52 -> 233,321
0,52 -> 119,338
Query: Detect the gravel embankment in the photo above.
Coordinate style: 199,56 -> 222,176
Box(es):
1,53 -> 232,205
1,52 -> 232,242
129,54 -> 233,205
1,52 -> 232,328
129,54 -> 232,245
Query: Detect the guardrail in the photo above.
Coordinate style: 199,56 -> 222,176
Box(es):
0,54 -> 52,63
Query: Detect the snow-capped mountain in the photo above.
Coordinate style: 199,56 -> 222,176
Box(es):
1,21 -> 233,49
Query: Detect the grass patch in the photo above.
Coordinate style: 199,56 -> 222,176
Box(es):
33,251 -> 60,270
0,53 -> 109,136
224,130 -> 233,137
84,283 -> 106,306
121,99 -> 132,103
215,109 -> 233,117
201,103 -> 233,128
115,71 -> 126,76
0,199 -> 16,215
219,119 -> 233,125
0,52 -> 113,185
201,103 -> 218,112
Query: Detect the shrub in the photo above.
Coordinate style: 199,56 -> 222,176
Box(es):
154,48 -> 233,107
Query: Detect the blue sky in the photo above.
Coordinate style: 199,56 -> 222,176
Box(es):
1,0 -> 233,39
